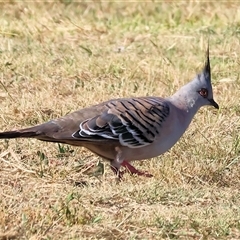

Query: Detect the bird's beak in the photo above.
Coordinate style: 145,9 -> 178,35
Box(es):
208,99 -> 219,109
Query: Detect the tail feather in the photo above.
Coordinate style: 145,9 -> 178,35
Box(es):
0,121 -> 59,140
0,120 -> 78,144
0,128 -> 40,139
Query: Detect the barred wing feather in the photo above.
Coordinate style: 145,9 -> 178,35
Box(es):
72,97 -> 170,148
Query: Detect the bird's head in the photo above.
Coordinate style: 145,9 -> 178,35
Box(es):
177,45 -> 219,111
193,45 -> 219,109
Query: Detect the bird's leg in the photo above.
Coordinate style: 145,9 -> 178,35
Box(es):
110,147 -> 125,179
121,161 -> 153,177
112,147 -> 153,178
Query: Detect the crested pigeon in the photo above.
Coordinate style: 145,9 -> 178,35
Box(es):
0,47 -> 219,178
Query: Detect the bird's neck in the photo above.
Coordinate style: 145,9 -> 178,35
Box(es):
168,85 -> 201,124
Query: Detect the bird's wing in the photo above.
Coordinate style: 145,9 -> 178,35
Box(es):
72,97 -> 170,148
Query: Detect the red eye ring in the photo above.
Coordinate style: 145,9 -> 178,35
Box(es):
198,88 -> 208,98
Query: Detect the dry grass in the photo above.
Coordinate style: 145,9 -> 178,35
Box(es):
0,2 -> 240,240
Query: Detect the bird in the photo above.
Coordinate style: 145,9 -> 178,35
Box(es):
0,46 -> 219,179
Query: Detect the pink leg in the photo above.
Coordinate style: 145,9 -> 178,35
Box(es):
121,161 -> 153,177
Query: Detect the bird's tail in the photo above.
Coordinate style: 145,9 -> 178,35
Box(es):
0,127 -> 41,139
0,121 -> 59,141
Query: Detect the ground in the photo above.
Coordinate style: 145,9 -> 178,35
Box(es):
0,2 -> 239,240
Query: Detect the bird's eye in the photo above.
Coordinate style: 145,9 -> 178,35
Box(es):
198,88 -> 208,98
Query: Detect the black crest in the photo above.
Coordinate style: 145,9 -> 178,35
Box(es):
204,41 -> 211,80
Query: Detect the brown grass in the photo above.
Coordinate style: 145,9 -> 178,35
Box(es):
0,2 -> 239,239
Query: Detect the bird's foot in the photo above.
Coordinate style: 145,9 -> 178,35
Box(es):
110,161 -> 153,179
121,161 -> 153,177
110,165 -> 125,179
